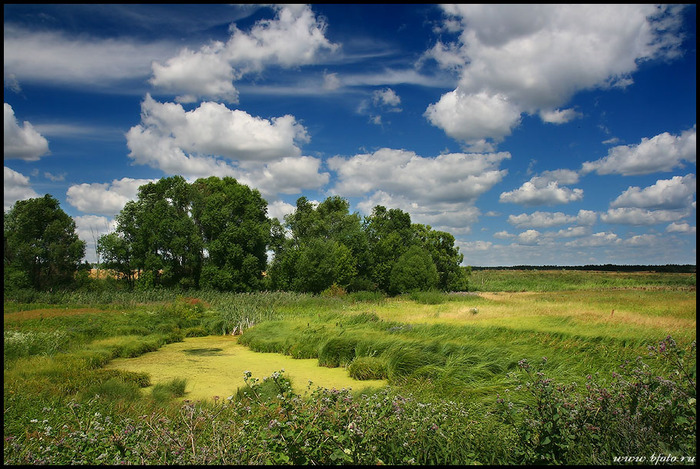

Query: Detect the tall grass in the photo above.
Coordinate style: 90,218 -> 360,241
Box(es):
3,271 -> 695,465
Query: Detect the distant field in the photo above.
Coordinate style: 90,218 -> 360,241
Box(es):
468,268 -> 696,292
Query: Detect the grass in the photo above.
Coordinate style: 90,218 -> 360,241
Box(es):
3,270 -> 696,464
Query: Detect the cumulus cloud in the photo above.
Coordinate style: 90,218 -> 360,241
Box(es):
150,4 -> 339,102
516,229 -> 541,245
601,207 -> 689,225
499,179 -> 584,206
422,4 -> 688,147
328,148 -> 509,235
565,232 -> 621,247
424,90 -> 521,151
372,88 -> 401,109
128,95 -> 308,164
329,148 -> 510,205
66,177 -> 156,216
508,209 -> 597,228
610,174 -> 696,210
150,43 -> 239,103
666,222 -> 696,234
267,199 -> 296,222
4,103 -> 50,161
125,95 -> 327,197
4,166 -> 40,211
581,126 -> 696,176
234,156 -> 329,196
355,190 -> 480,235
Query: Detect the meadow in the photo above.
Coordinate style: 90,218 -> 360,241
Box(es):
3,270 -> 696,465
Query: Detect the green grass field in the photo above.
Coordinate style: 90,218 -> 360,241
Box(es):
4,270 -> 696,465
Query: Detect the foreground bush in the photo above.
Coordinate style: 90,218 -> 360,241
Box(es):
5,335 -> 694,465
496,336 -> 696,464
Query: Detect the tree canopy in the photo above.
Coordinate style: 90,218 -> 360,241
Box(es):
4,194 -> 86,290
9,177 -> 468,295
98,176 -> 270,291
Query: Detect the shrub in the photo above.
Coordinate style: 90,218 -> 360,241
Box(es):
388,246 -> 439,294
496,336 -> 697,464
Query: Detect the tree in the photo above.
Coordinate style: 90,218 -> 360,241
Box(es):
268,195 -> 369,292
110,176 -> 202,288
388,245 -> 439,294
413,224 -> 468,291
363,205 -> 414,292
97,232 -> 135,288
4,194 -> 85,290
100,176 -> 270,292
191,176 -> 270,292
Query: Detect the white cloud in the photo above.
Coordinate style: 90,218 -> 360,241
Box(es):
624,234 -> 659,247
3,25 -> 175,89
539,108 -> 582,124
424,90 -> 521,150
517,229 -> 541,245
4,103 -> 50,161
499,180 -> 583,206
666,222 -> 696,234
129,95 -> 308,164
329,148 -> 510,205
601,207 -> 690,225
581,126 -> 696,176
508,209 -> 597,228
125,95 -> 327,198
150,4 -> 339,102
354,190 -> 480,235
423,4 -> 688,146
4,166 -> 40,212
150,43 -> 239,103
66,177 -> 156,216
493,230 -> 514,239
267,200 -> 296,222
610,174 -> 696,210
372,88 -> 401,109
235,156 -> 329,196
565,232 -> 621,247
550,226 -> 590,238
322,71 -> 341,91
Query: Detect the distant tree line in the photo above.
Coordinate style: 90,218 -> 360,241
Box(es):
5,176 -> 468,294
472,265 -> 696,273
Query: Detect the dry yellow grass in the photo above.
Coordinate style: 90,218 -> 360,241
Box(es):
367,290 -> 696,342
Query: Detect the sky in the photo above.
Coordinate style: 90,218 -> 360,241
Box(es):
4,4 -> 696,267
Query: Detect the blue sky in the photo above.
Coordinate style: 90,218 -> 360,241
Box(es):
4,4 -> 696,266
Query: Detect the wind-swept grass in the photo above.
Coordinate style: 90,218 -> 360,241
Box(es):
3,270 -> 695,465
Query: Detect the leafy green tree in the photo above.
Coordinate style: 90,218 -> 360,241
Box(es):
413,224 -> 468,291
363,205 -> 414,292
111,176 -> 202,288
191,176 -> 270,292
101,176 -> 270,291
269,195 -> 369,292
388,245 -> 439,294
4,194 -> 85,290
96,232 -> 135,288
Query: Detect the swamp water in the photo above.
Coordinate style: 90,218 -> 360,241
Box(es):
106,335 -> 386,401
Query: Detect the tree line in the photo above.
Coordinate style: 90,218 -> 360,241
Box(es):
4,176 -> 468,294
